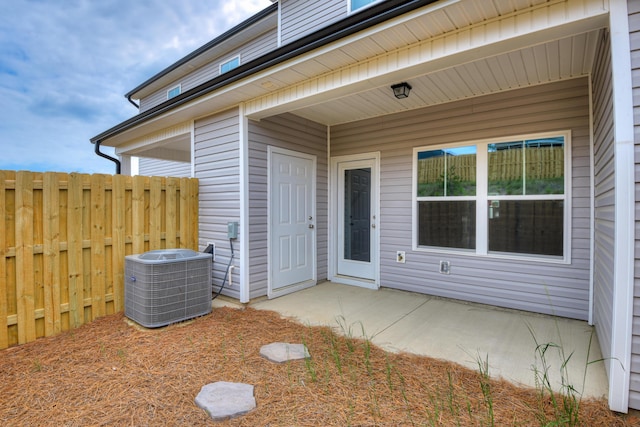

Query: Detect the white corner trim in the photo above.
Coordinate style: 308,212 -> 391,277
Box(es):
239,104 -> 250,303
608,0 -> 634,414
190,120 -> 195,178
588,77 -> 595,326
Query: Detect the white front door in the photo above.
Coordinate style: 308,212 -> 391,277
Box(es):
332,154 -> 379,288
268,147 -> 316,298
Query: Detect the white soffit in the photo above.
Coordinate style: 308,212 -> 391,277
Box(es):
244,0 -> 608,124
115,121 -> 191,157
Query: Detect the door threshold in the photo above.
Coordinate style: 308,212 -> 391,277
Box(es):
268,279 -> 316,299
331,275 -> 378,290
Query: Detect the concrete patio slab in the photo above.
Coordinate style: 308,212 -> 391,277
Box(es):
250,281 -> 608,399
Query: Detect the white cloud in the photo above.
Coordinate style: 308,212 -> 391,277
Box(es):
0,0 -> 272,174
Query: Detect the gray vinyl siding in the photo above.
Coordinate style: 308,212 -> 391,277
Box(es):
331,78 -> 592,320
591,29 -> 616,391
194,108 -> 242,299
280,0 -> 345,46
138,158 -> 191,177
139,27 -> 278,113
630,0 -> 640,409
247,113 -> 328,298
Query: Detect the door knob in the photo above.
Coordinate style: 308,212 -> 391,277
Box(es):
372,224 -> 376,228
309,224 -> 314,229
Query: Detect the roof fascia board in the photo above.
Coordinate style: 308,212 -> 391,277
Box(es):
92,0 -> 441,144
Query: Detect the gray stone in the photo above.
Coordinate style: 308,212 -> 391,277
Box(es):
195,381 -> 256,421
259,342 -> 310,363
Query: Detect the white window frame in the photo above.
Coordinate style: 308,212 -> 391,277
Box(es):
167,84 -> 181,100
348,0 -> 384,14
219,55 -> 240,74
411,130 -> 572,264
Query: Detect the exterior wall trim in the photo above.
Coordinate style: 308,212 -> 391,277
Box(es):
190,120 -> 195,178
239,103 -> 250,303
588,76 -> 595,326
608,0 -> 634,413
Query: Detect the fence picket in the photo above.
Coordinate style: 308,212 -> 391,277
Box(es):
43,173 -> 61,336
180,178 -> 190,248
132,176 -> 146,255
90,174 -> 106,319
165,177 -> 178,248
67,174 -> 84,328
15,171 -> 36,344
189,179 -> 199,248
111,175 -> 126,312
149,176 -> 162,249
0,171 -> 7,348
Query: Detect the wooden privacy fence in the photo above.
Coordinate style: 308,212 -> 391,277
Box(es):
0,171 -> 199,349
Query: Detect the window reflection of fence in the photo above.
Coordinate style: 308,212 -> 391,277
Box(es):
417,147 -> 564,183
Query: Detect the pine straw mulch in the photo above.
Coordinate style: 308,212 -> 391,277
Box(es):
1,307 -> 638,426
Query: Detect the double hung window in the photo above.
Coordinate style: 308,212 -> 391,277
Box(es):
414,132 -> 569,260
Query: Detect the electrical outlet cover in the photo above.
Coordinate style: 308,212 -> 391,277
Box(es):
396,251 -> 406,263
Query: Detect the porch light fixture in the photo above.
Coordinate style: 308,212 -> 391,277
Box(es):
391,82 -> 411,99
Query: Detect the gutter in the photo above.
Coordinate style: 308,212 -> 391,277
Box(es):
91,0 -> 439,145
93,139 -> 121,174
127,95 -> 139,109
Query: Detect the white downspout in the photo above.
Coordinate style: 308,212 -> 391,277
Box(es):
608,0 -> 634,413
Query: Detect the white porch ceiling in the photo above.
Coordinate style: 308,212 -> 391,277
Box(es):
287,29 -> 602,126
242,0 -> 607,126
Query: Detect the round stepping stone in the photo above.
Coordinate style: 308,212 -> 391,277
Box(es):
195,381 -> 256,421
260,342 -> 310,363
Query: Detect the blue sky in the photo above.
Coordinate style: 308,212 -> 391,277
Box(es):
0,0 -> 272,174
